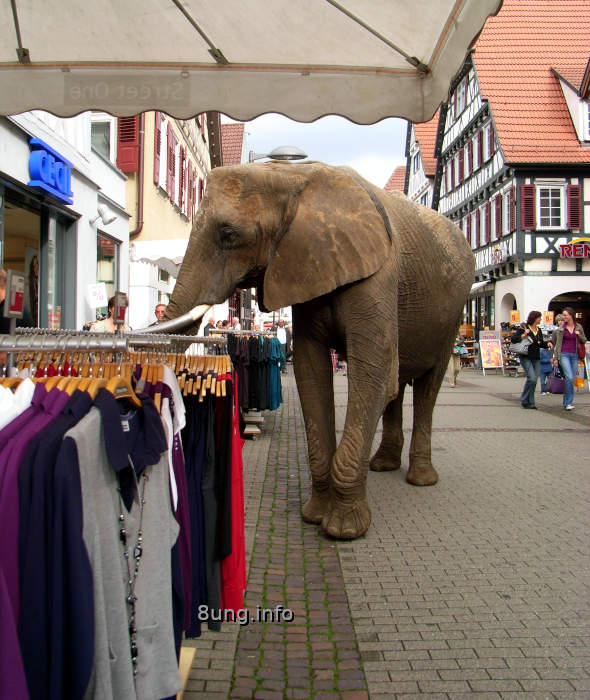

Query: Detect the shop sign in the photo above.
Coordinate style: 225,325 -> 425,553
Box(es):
28,137 -> 74,205
543,311 -> 554,325
491,245 -> 507,265
3,269 -> 24,318
510,310 -> 520,324
559,237 -> 590,258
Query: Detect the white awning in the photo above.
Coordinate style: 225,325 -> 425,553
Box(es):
0,0 -> 502,123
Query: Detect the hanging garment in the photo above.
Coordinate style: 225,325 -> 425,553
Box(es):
56,389 -> 182,700
220,372 -> 246,612
18,389 -> 94,700
0,378 -> 35,431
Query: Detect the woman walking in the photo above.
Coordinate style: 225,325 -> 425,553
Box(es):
510,311 -> 552,409
551,307 -> 587,410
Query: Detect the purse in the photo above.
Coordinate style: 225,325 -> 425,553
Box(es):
509,335 -> 532,355
547,367 -> 565,394
577,337 -> 586,361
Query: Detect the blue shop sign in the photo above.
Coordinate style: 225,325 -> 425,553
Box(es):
28,137 -> 74,205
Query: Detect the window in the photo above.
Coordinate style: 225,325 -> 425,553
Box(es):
538,185 -> 565,229
91,117 -> 116,161
472,133 -> 480,171
503,188 -> 514,234
483,124 -> 495,162
470,210 -> 478,249
420,192 -> 428,206
96,232 -> 120,318
412,152 -> 421,173
585,102 -> 590,140
453,77 -> 467,119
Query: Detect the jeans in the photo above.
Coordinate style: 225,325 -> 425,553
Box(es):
539,370 -> 551,393
559,352 -> 578,407
519,357 -> 540,407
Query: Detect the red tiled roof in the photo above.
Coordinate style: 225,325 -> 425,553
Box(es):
384,165 -> 406,192
473,0 -> 590,164
413,110 -> 439,177
221,123 -> 245,165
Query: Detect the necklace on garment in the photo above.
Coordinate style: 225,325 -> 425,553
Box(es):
117,456 -> 148,680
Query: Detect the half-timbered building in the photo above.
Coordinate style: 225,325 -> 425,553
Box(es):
404,111 -> 439,208
411,0 -> 590,336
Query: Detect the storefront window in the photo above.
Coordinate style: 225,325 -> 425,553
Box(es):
97,232 -> 119,318
1,189 -> 41,326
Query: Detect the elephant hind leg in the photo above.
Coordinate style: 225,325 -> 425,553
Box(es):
407,363 -> 447,486
370,383 -> 407,472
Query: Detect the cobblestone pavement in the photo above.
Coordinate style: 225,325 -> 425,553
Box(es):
183,367 -> 590,698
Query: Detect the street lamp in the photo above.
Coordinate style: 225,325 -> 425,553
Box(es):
248,145 -> 308,162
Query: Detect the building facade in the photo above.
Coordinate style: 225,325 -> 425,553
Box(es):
0,111 -> 129,330
126,112 -> 219,329
405,0 -> 590,336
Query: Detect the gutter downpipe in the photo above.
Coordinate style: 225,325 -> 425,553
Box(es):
129,112 -> 145,238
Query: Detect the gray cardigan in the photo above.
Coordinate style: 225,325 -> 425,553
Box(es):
552,323 -> 587,361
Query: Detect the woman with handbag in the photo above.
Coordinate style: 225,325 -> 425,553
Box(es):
551,306 -> 587,410
510,311 -> 553,409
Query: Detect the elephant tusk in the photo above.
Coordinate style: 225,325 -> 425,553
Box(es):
133,304 -> 211,334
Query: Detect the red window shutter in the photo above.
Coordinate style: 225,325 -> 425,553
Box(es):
466,140 -> 473,175
178,147 -> 185,209
477,130 -> 483,166
475,209 -> 481,247
453,90 -> 457,119
521,184 -> 536,230
466,215 -> 471,245
458,148 -> 464,183
199,178 -> 204,203
116,116 -> 139,173
450,158 -> 455,188
567,184 -> 582,230
487,126 -> 494,160
187,162 -> 192,219
166,123 -> 173,195
484,202 -> 490,244
510,187 -> 516,232
153,112 -> 161,185
495,195 -> 502,238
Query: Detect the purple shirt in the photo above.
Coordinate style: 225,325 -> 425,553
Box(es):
0,388 -> 70,620
562,327 -> 577,355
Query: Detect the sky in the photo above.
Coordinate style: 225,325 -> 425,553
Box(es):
221,113 -> 408,189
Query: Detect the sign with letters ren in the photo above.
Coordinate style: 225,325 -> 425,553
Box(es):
28,137 -> 74,205
559,237 -> 590,258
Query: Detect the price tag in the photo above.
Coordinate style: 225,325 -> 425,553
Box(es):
87,282 -> 108,309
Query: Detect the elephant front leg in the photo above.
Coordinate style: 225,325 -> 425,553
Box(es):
293,333 -> 336,524
370,383 -> 407,472
407,364 -> 446,486
323,362 -> 393,539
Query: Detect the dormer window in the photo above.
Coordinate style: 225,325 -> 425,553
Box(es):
453,77 -> 467,120
585,102 -> 590,140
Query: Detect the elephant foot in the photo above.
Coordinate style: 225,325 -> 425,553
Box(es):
321,498 -> 371,540
369,448 -> 401,472
406,461 -> 439,486
301,488 -> 331,524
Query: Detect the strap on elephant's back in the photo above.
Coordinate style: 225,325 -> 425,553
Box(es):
345,170 -> 393,243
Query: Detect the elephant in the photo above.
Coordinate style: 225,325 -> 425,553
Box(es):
163,161 -> 475,540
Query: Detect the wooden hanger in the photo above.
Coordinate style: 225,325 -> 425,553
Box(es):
105,376 -> 142,408
88,378 -> 108,400
0,376 -> 23,389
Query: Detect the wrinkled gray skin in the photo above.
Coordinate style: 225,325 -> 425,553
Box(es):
166,161 -> 474,539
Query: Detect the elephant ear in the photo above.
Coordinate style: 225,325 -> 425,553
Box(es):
263,164 -> 393,310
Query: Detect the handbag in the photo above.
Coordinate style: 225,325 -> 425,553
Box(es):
509,335 -> 532,355
546,367 -> 565,394
577,337 -> 586,361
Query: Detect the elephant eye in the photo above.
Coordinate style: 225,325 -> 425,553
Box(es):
218,224 -> 241,249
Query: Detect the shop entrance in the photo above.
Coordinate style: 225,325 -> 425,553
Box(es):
1,182 -> 77,329
2,192 -> 41,326
549,292 -> 590,337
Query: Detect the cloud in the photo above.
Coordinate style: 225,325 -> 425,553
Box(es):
223,113 -> 407,188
